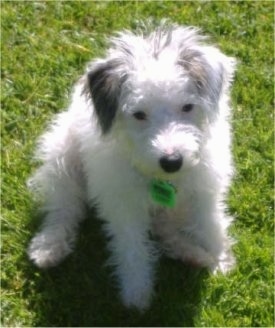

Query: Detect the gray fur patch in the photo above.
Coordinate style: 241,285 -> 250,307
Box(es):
86,60 -> 126,134
178,48 -> 223,103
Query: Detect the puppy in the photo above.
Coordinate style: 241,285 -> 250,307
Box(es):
28,22 -> 236,310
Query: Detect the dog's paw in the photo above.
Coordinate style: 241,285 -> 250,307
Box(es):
182,247 -> 217,269
165,239 -> 217,269
120,282 -> 153,311
28,233 -> 72,268
180,246 -> 236,274
212,250 -> 236,274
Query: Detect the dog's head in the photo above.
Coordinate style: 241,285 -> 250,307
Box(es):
84,23 -> 236,179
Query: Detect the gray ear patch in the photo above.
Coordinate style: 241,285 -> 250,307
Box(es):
86,60 -> 126,134
178,48 -> 223,104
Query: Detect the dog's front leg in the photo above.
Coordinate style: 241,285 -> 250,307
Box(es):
101,203 -> 157,310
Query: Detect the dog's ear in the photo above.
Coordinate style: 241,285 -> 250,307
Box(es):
85,59 -> 126,134
179,47 -> 236,104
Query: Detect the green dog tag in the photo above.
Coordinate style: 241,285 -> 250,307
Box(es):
150,179 -> 177,208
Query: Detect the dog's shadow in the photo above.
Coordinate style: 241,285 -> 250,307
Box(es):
23,209 -> 209,327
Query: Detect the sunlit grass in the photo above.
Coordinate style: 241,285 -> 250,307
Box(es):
2,1 -> 273,326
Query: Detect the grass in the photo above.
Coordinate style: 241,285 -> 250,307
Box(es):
1,1 -> 274,327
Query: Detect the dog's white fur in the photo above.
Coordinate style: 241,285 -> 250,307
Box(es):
28,23 -> 236,310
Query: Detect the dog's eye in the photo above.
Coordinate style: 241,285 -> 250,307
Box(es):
133,111 -> 147,121
182,104 -> 194,113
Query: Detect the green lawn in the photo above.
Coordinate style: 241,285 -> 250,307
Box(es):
1,1 -> 274,327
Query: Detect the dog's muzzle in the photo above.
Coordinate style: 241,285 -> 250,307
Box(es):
159,152 -> 183,173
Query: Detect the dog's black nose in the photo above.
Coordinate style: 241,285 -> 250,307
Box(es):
159,153 -> 183,173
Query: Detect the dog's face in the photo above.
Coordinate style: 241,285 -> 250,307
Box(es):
117,75 -> 204,179
85,25 -> 235,179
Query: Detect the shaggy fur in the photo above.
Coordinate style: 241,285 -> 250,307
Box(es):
28,22 -> 236,310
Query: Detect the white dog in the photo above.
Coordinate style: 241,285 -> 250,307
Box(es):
28,22 -> 236,310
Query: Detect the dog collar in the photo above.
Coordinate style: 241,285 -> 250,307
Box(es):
150,179 -> 177,208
